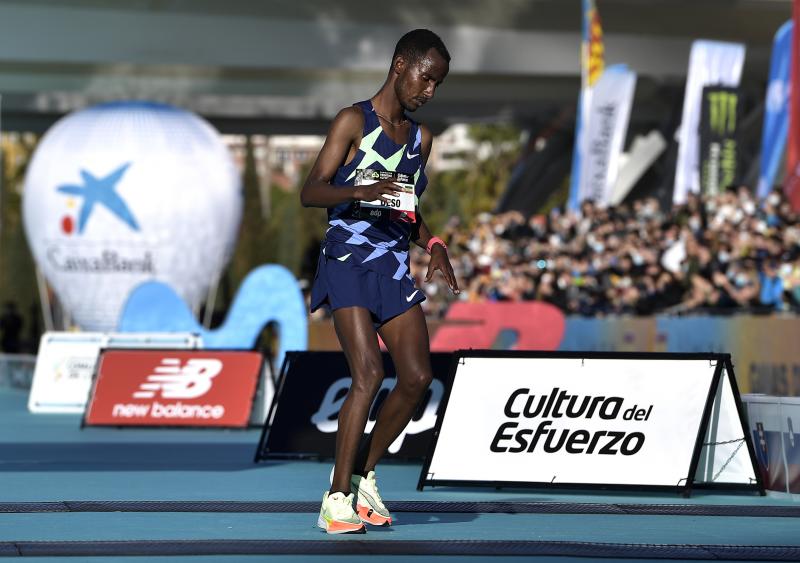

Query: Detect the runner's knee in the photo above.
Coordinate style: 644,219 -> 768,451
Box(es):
397,369 -> 432,397
349,364 -> 384,397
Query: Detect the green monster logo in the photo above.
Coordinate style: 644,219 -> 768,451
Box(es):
707,90 -> 738,136
702,89 -> 739,195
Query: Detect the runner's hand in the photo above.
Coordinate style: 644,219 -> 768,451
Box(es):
425,244 -> 460,295
354,181 -> 401,205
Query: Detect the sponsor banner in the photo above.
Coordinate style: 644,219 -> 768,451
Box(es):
581,64 -> 637,206
84,349 -> 262,428
422,305 -> 800,396
757,20 -> 793,199
564,316 -> 800,395
673,41 -> 745,204
568,0 -> 604,211
28,331 -> 201,413
743,395 -> 800,496
654,316 -> 800,396
430,301 -> 565,352
421,352 -> 759,492
699,86 -> 741,196
255,352 -> 453,460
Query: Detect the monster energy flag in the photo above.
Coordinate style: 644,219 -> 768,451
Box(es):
699,86 -> 741,196
673,41 -> 745,204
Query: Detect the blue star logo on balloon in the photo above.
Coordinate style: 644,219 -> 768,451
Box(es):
56,162 -> 140,235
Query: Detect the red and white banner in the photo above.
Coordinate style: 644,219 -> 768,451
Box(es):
84,350 -> 262,427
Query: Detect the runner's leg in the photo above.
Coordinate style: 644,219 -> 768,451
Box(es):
330,306 -> 385,493
357,304 -> 432,473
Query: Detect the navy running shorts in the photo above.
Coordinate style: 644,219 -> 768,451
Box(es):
310,247 -> 426,328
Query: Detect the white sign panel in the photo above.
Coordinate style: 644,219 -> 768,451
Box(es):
28,331 -> 201,414
424,355 -> 756,489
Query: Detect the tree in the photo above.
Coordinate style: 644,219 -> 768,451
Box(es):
219,139 -> 326,312
422,124 -> 521,234
0,133 -> 42,351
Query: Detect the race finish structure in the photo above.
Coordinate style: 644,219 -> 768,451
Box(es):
419,351 -> 763,496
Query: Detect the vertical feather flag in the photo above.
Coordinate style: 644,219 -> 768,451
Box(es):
583,64 -> 637,205
568,0 -> 605,211
672,41 -> 745,205
757,20 -> 792,199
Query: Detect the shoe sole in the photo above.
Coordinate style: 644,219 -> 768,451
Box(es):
356,503 -> 392,527
340,476 -> 392,533
317,515 -> 366,534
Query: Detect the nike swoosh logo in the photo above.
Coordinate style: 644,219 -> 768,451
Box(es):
405,290 -> 419,302
405,150 -> 419,159
336,253 -> 351,262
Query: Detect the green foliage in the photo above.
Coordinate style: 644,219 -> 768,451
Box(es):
220,140 -> 325,311
421,124 -> 521,234
224,137 -> 271,295
0,134 -> 42,347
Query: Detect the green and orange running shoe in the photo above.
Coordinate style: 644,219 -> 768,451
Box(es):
351,471 -> 392,526
317,491 -> 366,534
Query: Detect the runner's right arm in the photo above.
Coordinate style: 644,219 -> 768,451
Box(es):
300,107 -> 400,208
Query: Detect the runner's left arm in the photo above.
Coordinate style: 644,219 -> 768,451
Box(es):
412,125 -> 460,295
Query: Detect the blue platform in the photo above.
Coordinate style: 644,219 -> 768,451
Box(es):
1,387 -> 798,562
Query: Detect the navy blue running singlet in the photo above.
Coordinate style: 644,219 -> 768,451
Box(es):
322,99 -> 428,282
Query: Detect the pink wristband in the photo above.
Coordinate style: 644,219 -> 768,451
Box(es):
426,236 -> 447,254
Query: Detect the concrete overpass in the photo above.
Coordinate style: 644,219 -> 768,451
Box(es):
0,0 -> 789,133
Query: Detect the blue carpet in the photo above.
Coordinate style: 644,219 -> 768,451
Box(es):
1,387 -> 797,561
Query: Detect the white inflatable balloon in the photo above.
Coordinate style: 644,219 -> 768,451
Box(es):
23,101 -> 242,330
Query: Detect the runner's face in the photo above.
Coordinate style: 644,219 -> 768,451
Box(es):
395,48 -> 449,112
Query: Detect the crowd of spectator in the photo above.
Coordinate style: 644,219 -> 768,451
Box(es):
412,187 -> 800,317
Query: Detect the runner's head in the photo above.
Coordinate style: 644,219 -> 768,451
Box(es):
390,29 -> 450,112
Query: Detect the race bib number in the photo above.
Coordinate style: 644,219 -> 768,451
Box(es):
355,168 -> 416,223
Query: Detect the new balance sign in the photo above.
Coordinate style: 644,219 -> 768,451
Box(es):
84,350 -> 263,427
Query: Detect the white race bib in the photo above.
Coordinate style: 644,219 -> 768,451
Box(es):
355,168 -> 416,223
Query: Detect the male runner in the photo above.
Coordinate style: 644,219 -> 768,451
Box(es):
300,29 -> 459,534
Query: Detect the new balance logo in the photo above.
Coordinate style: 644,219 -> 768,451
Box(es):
133,358 -> 222,399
